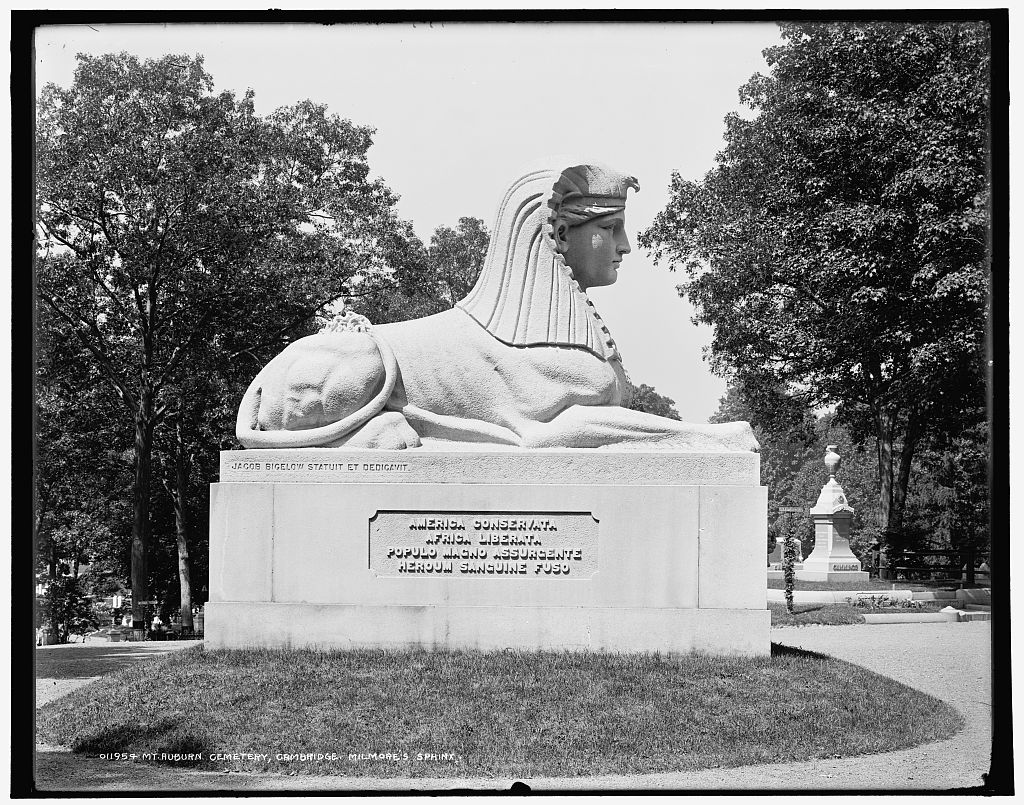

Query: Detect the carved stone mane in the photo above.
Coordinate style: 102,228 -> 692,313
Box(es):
456,169 -> 619,360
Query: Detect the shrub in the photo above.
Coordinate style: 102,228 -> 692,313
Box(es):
40,576 -> 99,642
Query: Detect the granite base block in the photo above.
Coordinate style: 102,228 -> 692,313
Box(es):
205,602 -> 770,655
955,588 -> 992,606
862,612 -> 957,624
795,569 -> 871,583
207,449 -> 769,656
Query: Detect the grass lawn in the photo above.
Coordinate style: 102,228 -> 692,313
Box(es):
766,578 -> 964,592
770,602 -> 865,626
769,601 -> 946,627
37,645 -> 962,779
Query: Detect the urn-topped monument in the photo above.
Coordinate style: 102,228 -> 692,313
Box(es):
207,163 -> 769,655
796,445 -> 870,582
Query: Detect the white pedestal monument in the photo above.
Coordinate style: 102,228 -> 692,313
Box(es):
796,446 -> 870,583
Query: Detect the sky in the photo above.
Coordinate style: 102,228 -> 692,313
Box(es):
34,22 -> 785,422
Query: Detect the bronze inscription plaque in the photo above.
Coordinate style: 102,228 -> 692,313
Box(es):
369,511 -> 599,579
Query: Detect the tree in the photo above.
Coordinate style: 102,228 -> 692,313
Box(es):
710,380 -> 820,558
346,222 -> 436,324
641,22 -> 990,551
626,382 -> 682,420
36,301 -> 134,589
41,575 -> 100,644
352,216 -> 489,325
151,327 -> 248,631
427,217 -> 490,308
156,411 -> 199,631
36,53 -> 415,625
904,416 -> 989,557
711,377 -> 987,572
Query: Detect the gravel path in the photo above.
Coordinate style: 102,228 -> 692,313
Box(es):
34,623 -> 993,792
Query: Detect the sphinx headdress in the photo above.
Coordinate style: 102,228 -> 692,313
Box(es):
456,163 -> 639,361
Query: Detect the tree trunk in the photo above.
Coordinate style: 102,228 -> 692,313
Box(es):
875,409 -> 896,542
891,410 -> 922,539
172,424 -> 194,633
131,384 -> 155,629
37,490 -> 53,578
875,406 -> 922,563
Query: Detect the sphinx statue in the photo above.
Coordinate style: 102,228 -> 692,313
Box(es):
235,163 -> 757,452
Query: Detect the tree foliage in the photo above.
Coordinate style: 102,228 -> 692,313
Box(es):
783,537 -> 797,614
353,216 -> 489,324
626,382 -> 681,420
36,52 -> 417,623
35,52 -> 721,623
40,575 -> 100,644
905,418 -> 989,555
711,379 -> 989,569
427,216 -> 490,308
641,22 -> 991,548
36,302 -> 134,584
709,380 -> 817,523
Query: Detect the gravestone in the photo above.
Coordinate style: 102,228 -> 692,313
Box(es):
207,163 -> 769,656
767,534 -> 803,580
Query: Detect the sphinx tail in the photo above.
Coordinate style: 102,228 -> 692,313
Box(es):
235,333 -> 399,449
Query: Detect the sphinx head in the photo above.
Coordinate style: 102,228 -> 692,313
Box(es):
548,164 -> 640,291
457,161 -> 638,357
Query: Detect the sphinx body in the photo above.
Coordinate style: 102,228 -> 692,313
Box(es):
235,164 -> 757,452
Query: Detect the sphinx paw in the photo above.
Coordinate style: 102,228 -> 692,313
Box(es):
328,411 -> 421,450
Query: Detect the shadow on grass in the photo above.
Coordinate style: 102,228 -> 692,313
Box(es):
769,601 -> 865,627
71,718 -> 207,767
770,643 -> 830,661
71,717 -> 177,753
152,733 -> 207,766
35,645 -> 192,680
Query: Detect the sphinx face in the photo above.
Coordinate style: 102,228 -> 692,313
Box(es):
561,211 -> 632,291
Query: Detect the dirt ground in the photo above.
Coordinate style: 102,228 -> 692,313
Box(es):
32,622 -> 996,793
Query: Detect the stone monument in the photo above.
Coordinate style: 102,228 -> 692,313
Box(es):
207,162 -> 769,655
796,445 -> 870,582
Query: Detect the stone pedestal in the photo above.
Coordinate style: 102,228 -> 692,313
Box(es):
796,463 -> 869,583
206,448 -> 769,656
